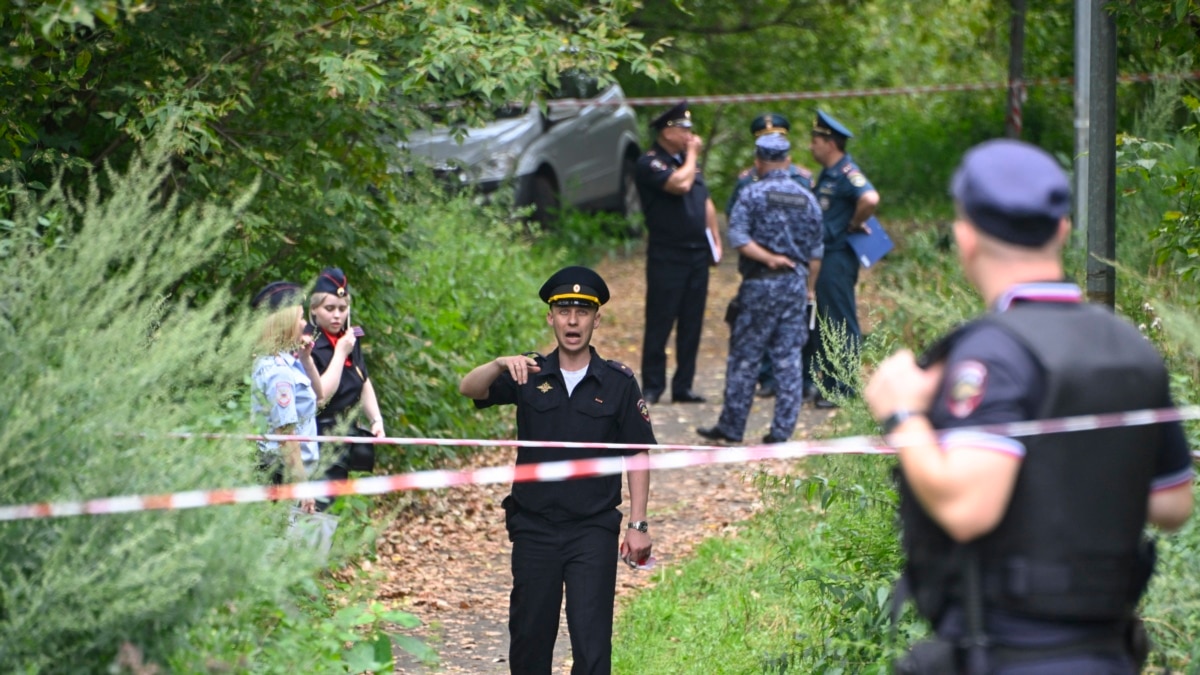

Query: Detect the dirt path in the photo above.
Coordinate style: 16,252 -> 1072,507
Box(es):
386,247 -> 838,673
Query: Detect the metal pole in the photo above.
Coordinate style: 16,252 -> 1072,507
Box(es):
1077,0 -> 1117,308
1006,0 -> 1027,138
1074,0 -> 1091,258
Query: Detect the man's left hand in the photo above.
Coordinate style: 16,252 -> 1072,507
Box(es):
621,530 -> 652,567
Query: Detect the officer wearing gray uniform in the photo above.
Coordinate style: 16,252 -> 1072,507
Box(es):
697,134 -> 823,444
726,113 -> 815,399
865,140 -> 1194,674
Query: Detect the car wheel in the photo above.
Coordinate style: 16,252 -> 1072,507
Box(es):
531,172 -> 559,228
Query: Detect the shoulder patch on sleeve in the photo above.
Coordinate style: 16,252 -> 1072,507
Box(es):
649,158 -> 669,172
945,359 -> 988,418
849,171 -> 867,187
607,360 -> 635,377
638,398 -> 651,422
275,381 -> 294,408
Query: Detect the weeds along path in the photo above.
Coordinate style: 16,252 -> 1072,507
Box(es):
388,246 -> 847,673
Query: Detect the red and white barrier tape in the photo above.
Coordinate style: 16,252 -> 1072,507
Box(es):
2,406 -> 1198,522
547,71 -> 1200,109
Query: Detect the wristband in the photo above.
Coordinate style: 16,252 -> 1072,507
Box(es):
881,410 -> 923,435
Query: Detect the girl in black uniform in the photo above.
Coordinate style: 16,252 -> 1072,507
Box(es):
307,268 -> 384,505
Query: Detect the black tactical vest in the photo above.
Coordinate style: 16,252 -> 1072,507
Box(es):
900,302 -> 1168,623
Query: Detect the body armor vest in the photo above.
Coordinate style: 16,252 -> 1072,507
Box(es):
901,302 -> 1167,623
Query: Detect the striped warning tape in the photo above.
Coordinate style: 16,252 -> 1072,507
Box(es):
547,71 -> 1200,109
1,405 -> 1197,522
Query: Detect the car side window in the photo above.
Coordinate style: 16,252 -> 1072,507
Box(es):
550,68 -> 600,100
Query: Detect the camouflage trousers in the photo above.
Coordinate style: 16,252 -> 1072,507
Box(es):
715,274 -> 810,440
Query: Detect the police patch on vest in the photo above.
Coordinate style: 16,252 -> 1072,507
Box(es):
638,398 -> 651,422
849,171 -> 867,187
946,360 -> 987,418
766,191 -> 810,209
276,382 -> 293,407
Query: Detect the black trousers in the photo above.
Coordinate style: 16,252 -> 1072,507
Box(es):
505,501 -> 622,675
641,246 -> 711,397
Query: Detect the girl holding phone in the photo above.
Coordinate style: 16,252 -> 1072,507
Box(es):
308,268 -> 384,505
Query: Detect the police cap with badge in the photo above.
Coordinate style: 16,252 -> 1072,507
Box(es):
539,266 -> 610,309
812,109 -> 854,139
312,267 -> 350,298
755,134 -> 790,162
750,113 -> 790,137
650,100 -> 693,131
251,281 -> 304,310
951,139 -> 1070,248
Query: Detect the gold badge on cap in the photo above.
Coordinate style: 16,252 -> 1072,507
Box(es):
573,284 -> 580,292
336,287 -> 346,297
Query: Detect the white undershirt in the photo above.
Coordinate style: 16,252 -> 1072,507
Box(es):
561,365 -> 588,396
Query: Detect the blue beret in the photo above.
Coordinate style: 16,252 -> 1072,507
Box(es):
539,266 -> 610,307
755,134 -> 790,161
812,109 -> 853,139
312,267 -> 349,298
750,113 -> 790,137
651,101 -> 692,130
951,139 -> 1071,248
251,281 -> 303,311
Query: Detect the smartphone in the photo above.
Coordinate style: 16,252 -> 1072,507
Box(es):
352,326 -> 365,337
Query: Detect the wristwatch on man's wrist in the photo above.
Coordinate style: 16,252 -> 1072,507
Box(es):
880,409 -> 924,435
627,520 -> 649,533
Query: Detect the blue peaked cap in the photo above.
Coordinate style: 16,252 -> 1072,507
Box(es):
813,109 -> 853,139
951,139 -> 1071,248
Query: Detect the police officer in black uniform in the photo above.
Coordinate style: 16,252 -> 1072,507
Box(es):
459,266 -> 655,675
635,100 -> 721,404
865,139 -> 1194,674
308,268 -> 383,505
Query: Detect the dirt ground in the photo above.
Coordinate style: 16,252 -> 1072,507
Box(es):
385,247 -> 840,673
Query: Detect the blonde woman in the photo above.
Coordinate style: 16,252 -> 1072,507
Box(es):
251,281 -> 323,513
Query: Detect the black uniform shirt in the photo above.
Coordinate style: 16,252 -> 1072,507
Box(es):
310,328 -> 369,421
635,142 -> 710,250
929,282 -> 1194,645
475,346 -> 657,521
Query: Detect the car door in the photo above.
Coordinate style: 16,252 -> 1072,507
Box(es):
542,73 -> 621,207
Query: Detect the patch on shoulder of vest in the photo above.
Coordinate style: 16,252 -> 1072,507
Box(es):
606,360 -> 635,377
945,359 -> 988,418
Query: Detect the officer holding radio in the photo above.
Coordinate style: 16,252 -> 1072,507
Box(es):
865,139 -> 1194,674
459,265 -> 655,675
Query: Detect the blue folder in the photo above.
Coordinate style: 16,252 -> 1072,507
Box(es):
847,216 -> 893,268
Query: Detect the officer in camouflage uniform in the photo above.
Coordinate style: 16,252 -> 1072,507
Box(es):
697,134 -> 823,444
725,113 -> 815,399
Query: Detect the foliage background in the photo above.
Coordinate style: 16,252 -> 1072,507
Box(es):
4,0 -> 1200,671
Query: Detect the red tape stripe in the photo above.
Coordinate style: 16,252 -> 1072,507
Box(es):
2,406 -> 1196,522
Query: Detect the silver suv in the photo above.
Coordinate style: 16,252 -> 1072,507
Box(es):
399,73 -> 642,226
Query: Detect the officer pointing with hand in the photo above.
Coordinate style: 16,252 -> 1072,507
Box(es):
460,266 -> 655,675
866,139 -> 1194,674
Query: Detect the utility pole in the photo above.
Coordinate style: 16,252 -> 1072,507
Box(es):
1006,0 -> 1026,138
1075,0 -> 1117,308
